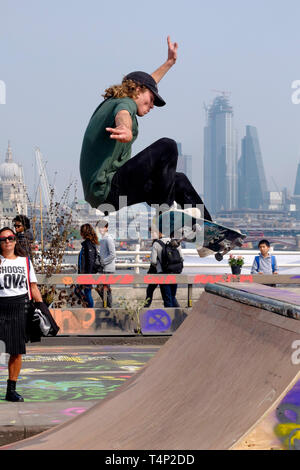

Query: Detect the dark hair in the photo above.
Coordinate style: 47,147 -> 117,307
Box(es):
96,219 -> 109,229
0,227 -> 27,257
258,239 -> 270,248
80,224 -> 99,245
12,214 -> 30,230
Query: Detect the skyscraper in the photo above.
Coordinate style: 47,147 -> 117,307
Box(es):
238,125 -> 268,209
203,95 -> 237,214
176,142 -> 192,183
294,162 -> 300,196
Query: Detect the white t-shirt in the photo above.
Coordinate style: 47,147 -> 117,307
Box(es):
0,256 -> 37,297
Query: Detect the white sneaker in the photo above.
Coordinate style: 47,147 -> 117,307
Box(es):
169,201 -> 178,210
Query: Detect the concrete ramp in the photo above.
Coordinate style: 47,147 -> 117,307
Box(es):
3,283 -> 300,450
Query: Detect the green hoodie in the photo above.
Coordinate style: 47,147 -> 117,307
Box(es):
80,97 -> 138,208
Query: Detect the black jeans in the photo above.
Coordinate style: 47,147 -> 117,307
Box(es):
106,138 -> 212,221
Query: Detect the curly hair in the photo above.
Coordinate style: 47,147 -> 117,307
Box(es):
80,224 -> 99,245
102,79 -> 147,100
0,227 -> 27,257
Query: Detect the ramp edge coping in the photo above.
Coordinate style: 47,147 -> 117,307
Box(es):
204,283 -> 300,320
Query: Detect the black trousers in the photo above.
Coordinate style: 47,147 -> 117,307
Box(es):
106,138 -> 212,221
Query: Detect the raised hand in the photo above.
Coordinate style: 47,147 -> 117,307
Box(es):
167,35 -> 178,65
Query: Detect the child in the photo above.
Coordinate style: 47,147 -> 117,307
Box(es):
251,239 -> 278,274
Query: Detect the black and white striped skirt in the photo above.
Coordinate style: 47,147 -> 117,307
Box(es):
0,294 -> 28,355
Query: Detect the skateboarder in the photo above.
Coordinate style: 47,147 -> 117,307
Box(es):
80,36 -> 212,224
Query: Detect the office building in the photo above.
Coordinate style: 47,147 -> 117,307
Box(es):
203,95 -> 237,214
238,126 -> 268,209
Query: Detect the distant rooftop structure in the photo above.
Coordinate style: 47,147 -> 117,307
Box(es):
0,141 -> 28,219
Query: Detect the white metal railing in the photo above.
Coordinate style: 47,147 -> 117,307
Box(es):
32,248 -> 300,273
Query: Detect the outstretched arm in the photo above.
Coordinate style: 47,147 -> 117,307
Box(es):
151,36 -> 178,84
106,110 -> 133,143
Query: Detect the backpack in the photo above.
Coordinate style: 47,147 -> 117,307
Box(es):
255,255 -> 276,273
156,239 -> 183,274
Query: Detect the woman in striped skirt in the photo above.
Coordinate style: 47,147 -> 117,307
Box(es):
0,227 -> 43,402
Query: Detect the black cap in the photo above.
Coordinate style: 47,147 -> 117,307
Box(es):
123,71 -> 166,107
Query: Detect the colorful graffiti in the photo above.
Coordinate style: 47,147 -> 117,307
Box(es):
0,350 -> 156,403
60,273 -> 254,286
274,380 -> 300,450
48,307 -> 185,335
142,309 -> 172,332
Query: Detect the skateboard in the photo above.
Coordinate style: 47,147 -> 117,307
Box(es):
158,209 -> 246,261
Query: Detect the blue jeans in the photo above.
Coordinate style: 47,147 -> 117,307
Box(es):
160,284 -> 179,308
75,286 -> 94,308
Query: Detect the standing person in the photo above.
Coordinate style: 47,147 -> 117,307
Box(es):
76,224 -> 99,308
251,239 -> 278,275
145,227 -> 159,308
150,232 -> 184,308
95,220 -> 115,308
0,227 -> 43,402
12,215 -> 34,258
80,36 -> 212,223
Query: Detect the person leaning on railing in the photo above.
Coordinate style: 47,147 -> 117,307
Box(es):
95,219 -> 116,308
75,224 -> 100,308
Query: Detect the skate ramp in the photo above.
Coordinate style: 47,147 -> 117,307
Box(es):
3,282 -> 300,450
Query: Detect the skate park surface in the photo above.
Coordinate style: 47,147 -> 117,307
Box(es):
2,282 -> 300,450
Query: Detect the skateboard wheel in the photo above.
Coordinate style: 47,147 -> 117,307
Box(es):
215,252 -> 223,262
235,238 -> 244,247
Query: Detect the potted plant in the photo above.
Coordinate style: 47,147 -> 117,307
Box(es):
228,254 -> 244,275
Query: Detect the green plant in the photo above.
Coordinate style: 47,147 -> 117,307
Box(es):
30,182 -> 84,306
228,254 -> 244,267
117,296 -> 149,335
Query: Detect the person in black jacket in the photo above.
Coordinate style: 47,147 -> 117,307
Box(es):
75,224 -> 99,308
12,215 -> 34,259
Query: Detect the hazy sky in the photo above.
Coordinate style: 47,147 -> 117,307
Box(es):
1,0 -> 300,203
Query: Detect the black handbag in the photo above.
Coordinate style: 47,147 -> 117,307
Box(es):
93,251 -> 104,273
26,258 -> 60,340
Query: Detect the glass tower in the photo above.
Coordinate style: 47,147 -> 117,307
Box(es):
203,95 -> 237,214
294,163 -> 300,195
238,125 -> 268,209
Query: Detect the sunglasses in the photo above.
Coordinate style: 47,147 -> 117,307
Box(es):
14,224 -> 23,228
0,236 -> 16,243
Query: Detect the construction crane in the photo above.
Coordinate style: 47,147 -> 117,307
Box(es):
34,147 -> 56,225
35,148 -> 52,209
